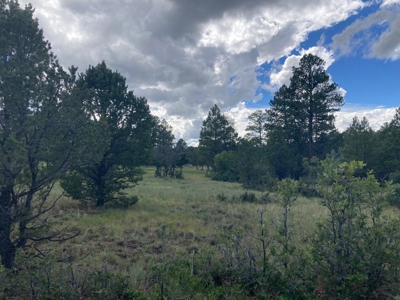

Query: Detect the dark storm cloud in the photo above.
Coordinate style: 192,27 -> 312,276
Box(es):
148,0 -> 278,40
20,0 -> 377,140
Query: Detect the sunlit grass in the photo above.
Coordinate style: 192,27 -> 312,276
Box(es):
39,166 -> 392,277
8,165 -> 398,299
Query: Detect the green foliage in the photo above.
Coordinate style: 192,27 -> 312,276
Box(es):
213,150 -> 239,182
370,107 -> 400,181
245,109 -> 268,147
299,157 -> 322,197
266,54 -> 344,178
341,116 -> 375,163
61,62 -> 155,207
152,124 -> 187,179
198,104 -> 238,169
0,251 -> 144,299
237,139 -> 277,191
313,159 -> 400,298
106,195 -> 139,209
290,54 -> 344,159
239,191 -> 257,203
271,179 -> 310,296
0,0 -> 85,268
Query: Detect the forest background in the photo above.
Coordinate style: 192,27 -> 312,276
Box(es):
1,1 -> 400,299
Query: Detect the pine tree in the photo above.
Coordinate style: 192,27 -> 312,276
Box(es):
245,109 -> 268,147
198,105 -> 238,169
265,54 -> 344,178
341,116 -> 375,163
290,54 -> 344,159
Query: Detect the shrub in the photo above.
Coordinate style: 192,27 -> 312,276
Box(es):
240,191 -> 257,203
217,193 -> 228,202
312,159 -> 400,298
0,251 -> 144,299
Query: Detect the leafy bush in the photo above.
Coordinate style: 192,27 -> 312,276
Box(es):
175,169 -> 184,179
240,191 -> 257,203
388,183 -> 400,208
313,159 -> 400,298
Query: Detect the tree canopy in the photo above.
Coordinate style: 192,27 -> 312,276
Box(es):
61,62 -> 156,207
264,54 -> 344,178
0,0 -> 88,268
198,104 -> 238,169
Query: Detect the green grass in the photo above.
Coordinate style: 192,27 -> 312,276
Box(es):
46,166 -> 326,272
5,165 -> 400,299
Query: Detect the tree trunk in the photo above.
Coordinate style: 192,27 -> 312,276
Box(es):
0,186 -> 16,269
308,99 -> 314,160
96,183 -> 106,207
96,166 -> 106,207
95,160 -> 110,207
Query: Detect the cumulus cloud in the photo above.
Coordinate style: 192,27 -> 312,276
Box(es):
382,0 -> 400,6
19,0 -> 396,142
335,105 -> 397,131
331,2 -> 400,60
268,46 -> 335,90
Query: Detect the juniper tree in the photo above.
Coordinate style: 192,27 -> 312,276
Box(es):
61,62 -> 156,207
0,1 -> 90,268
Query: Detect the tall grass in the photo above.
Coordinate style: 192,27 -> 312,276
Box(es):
6,165 -> 387,298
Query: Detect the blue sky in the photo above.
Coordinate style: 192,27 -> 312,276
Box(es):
20,0 -> 400,142
250,2 -> 400,109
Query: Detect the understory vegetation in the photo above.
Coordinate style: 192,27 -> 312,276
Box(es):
2,165 -> 400,299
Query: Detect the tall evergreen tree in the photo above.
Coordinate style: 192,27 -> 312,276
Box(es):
0,1 -> 88,268
198,104 -> 238,169
245,109 -> 268,147
152,119 -> 176,177
265,54 -> 344,178
290,54 -> 344,159
341,116 -> 375,163
266,85 -> 304,179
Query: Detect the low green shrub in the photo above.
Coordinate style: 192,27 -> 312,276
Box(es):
0,251 -> 144,300
240,191 -> 257,203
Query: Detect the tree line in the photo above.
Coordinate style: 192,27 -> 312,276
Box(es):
192,55 -> 400,194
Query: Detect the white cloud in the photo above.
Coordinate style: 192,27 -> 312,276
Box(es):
269,46 -> 336,89
18,0 -> 395,142
225,102 -> 257,137
199,0 -> 365,60
335,105 -> 397,131
382,0 -> 400,6
331,3 -> 400,60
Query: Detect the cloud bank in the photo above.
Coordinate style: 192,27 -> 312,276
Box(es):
19,0 -> 398,141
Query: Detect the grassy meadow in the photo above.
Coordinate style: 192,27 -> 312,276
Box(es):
3,166 -> 400,299
50,166 -> 325,269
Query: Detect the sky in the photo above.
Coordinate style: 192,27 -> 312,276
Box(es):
19,0 -> 400,144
